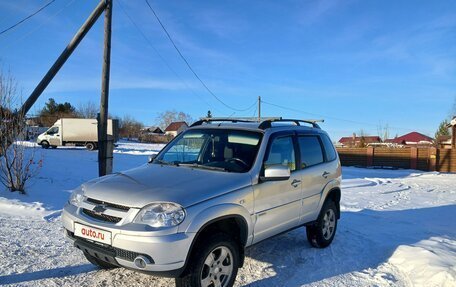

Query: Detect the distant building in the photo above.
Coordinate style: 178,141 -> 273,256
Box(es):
338,134 -> 382,147
164,121 -> 188,137
140,126 -> 163,135
386,132 -> 434,146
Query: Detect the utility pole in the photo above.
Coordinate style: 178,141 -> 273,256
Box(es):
258,96 -> 261,122
98,0 -> 113,176
17,0 -> 107,117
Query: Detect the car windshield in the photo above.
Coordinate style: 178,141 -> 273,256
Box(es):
155,129 -> 263,173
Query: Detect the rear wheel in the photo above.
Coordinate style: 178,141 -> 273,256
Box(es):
85,142 -> 96,151
83,252 -> 118,269
306,200 -> 338,248
175,233 -> 239,287
41,141 -> 50,149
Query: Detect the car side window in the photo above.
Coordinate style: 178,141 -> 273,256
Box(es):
321,134 -> 337,162
47,127 -> 59,135
264,136 -> 296,171
298,136 -> 324,168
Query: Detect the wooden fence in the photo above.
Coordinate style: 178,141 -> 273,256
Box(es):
337,147 -> 456,173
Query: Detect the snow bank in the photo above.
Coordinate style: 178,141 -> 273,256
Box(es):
0,144 -> 455,287
389,237 -> 456,287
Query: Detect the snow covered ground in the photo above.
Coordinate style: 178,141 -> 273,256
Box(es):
0,142 -> 455,287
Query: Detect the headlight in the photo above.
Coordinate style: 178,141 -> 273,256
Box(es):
69,186 -> 86,207
134,202 -> 185,227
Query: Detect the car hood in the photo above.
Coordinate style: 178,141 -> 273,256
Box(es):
82,164 -> 252,208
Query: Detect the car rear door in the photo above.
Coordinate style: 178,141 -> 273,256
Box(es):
296,133 -> 329,223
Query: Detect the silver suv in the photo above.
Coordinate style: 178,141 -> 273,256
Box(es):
62,118 -> 342,287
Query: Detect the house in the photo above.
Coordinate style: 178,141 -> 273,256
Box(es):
138,126 -> 168,143
164,121 -> 188,137
140,126 -> 163,135
338,134 -> 382,147
386,132 -> 434,146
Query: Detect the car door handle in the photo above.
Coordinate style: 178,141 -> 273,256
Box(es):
322,171 -> 330,178
291,179 -> 301,187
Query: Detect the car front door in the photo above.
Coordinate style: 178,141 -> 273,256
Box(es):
252,132 -> 302,243
48,127 -> 61,146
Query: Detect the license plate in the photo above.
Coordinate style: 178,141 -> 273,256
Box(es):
74,223 -> 112,245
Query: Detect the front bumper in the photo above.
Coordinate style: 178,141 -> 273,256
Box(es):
62,204 -> 195,276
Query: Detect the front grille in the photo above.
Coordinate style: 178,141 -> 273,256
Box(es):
86,198 -> 130,211
82,209 -> 122,223
68,231 -> 153,263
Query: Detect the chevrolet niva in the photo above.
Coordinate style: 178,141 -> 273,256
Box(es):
62,117 -> 341,287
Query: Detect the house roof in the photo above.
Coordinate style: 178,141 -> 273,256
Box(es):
387,132 -> 434,144
141,126 -> 163,133
339,136 -> 381,144
164,121 -> 188,132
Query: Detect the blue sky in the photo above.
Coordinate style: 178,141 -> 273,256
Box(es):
0,0 -> 455,140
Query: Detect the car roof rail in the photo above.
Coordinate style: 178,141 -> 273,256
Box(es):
258,118 -> 324,129
190,117 -> 281,127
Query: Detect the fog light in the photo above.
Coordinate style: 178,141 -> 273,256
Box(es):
134,256 -> 149,269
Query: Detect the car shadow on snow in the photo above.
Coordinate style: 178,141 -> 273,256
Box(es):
0,264 -> 95,285
243,204 -> 455,286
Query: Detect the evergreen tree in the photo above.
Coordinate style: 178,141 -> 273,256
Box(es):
435,120 -> 450,139
38,98 -> 78,126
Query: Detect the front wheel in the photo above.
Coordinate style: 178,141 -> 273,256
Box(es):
41,141 -> 50,149
175,233 -> 239,287
306,200 -> 338,248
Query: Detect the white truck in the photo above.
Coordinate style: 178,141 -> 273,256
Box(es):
36,118 -> 119,150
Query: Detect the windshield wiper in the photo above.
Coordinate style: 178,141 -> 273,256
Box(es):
179,163 -> 227,172
154,159 -> 180,166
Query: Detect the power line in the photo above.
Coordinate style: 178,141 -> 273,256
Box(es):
117,0 -> 223,114
1,0 -> 76,49
144,0 -> 255,112
0,0 -> 56,36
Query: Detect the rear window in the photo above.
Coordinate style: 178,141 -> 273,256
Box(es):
321,134 -> 337,162
298,136 -> 324,168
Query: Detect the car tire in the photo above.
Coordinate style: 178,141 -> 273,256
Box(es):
306,200 -> 338,248
83,252 -> 118,269
175,233 -> 240,287
85,142 -> 96,151
41,141 -> 50,149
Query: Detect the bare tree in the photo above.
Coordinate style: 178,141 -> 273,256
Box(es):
119,115 -> 143,140
77,101 -> 98,118
357,129 -> 367,148
0,71 -> 42,193
155,110 -> 194,130
377,123 -> 390,142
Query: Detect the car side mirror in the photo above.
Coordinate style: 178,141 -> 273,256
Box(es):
148,154 -> 157,163
260,165 -> 291,181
